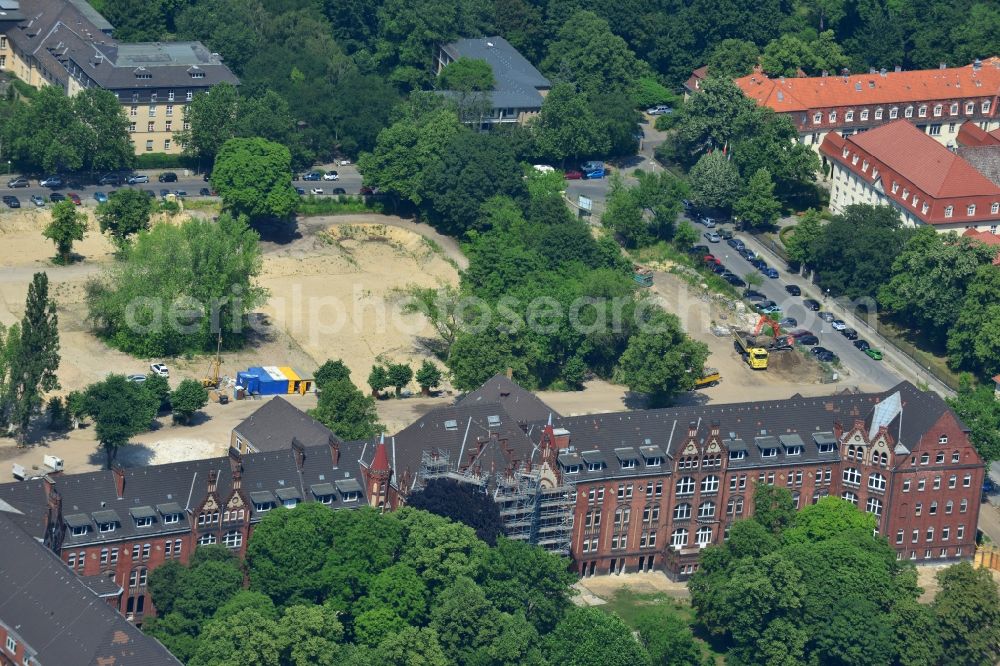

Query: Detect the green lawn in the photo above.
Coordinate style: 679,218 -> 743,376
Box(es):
598,589 -> 726,665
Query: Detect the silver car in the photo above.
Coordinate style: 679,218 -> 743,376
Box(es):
704,231 -> 721,243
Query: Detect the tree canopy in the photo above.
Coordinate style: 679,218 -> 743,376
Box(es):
212,137 -> 300,221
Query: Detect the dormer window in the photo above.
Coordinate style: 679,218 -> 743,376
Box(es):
904,106 -> 913,118
565,464 -> 580,474
818,443 -> 836,453
950,102 -> 958,115
254,502 -> 272,512
786,445 -> 802,456
872,168 -> 879,179
761,447 -> 777,458
135,517 -> 152,528
917,105 -> 926,117
945,205 -> 953,218
862,160 -> 869,172
992,202 -> 999,214
860,109 -> 869,121
851,154 -> 859,165
938,434 -> 948,444
621,459 -> 636,469
901,188 -> 909,201
163,513 -> 179,524
72,525 -> 89,536
813,112 -> 822,124
966,102 -> 975,114
933,104 -> 942,117
891,182 -> 899,194
99,522 -> 115,533
341,491 -> 359,502
967,204 -> 976,216
587,461 -> 602,472
283,498 -> 298,508
875,108 -> 883,119
829,111 -> 837,123
922,203 -> 929,215
729,450 -> 745,460
983,101 -> 991,113
842,148 -> 850,158
845,110 -> 854,122
645,456 -> 662,467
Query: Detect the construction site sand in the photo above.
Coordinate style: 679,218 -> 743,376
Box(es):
0,213 -> 459,474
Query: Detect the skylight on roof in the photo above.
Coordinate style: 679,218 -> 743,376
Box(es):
444,419 -> 458,431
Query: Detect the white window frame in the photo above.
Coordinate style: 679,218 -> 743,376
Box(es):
223,530 -> 243,549
671,529 -> 688,548
967,204 -> 976,216
904,106 -> 913,118
674,503 -> 691,520
944,205 -> 953,218
698,501 -> 715,518
860,109 -> 869,121
875,108 -> 883,119
676,477 -> 695,495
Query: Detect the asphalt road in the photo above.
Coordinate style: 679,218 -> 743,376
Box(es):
0,165 -> 364,210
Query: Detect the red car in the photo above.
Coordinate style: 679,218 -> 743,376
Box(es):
564,170 -> 583,180
703,254 -> 721,265
67,193 -> 82,205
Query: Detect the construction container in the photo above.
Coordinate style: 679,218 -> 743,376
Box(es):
279,366 -> 313,394
258,366 -> 289,395
236,369 -> 262,395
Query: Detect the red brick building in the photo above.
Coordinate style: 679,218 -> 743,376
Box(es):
0,408 -> 397,625
732,58 -> 1000,149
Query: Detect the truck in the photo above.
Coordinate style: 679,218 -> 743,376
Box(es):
694,368 -> 721,388
633,265 -> 654,287
732,331 -> 769,369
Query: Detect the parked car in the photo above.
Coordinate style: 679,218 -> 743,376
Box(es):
757,303 -> 781,314
690,244 -> 709,255
310,187 -> 324,195
332,187 -> 346,195
797,334 -> 820,345
30,195 -> 45,207
779,317 -> 798,328
744,289 -> 767,301
126,374 -> 147,384
646,105 -> 672,115
816,350 -> 839,363
2,195 -> 20,208
831,319 -> 847,330
702,254 -> 719,264
127,174 -> 150,184
803,298 -> 821,311
67,193 -> 82,205
149,363 -> 169,377
725,274 -> 746,287
865,348 -> 883,360
322,171 -> 339,181
740,248 -> 756,260
98,173 -> 122,186
711,263 -> 728,274
718,228 -> 734,240
854,339 -> 871,351
762,267 -> 779,279
704,231 -> 721,243
199,188 -> 211,196
49,192 -> 65,202
532,164 -> 555,174
818,311 -> 835,322
841,327 -> 858,340
338,159 -> 351,166
785,284 -> 801,296
700,216 -> 716,228
6,177 -> 30,188
158,172 -> 178,183
172,190 -> 187,197
159,188 -> 171,198
94,191 -> 108,203
40,175 -> 63,188
295,187 -> 305,195
726,238 -> 745,250
563,170 -> 583,180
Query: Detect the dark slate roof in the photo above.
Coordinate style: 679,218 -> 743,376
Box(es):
388,400 -> 541,491
440,36 -> 550,109
957,145 -> 1000,187
7,0 -> 236,94
457,372 -> 560,423
538,381 -> 955,482
234,396 -> 340,453
79,572 -> 123,598
0,513 -> 182,665
0,437 -> 371,546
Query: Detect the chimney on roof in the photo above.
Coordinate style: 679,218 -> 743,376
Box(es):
687,421 -> 698,438
973,58 -> 982,71
232,468 -> 242,491
228,446 -> 242,474
821,70 -> 828,77
207,469 -> 218,494
869,68 -> 876,74
329,435 -> 340,467
291,437 -> 306,471
894,65 -> 902,73
880,67 -> 887,77
112,463 -> 125,499
505,367 -> 513,380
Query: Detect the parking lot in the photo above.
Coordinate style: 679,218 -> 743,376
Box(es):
0,163 -> 365,210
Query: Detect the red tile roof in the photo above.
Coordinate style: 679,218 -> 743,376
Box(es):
735,58 -> 1000,112
850,121 -> 1000,198
820,121 -> 1000,225
962,229 -> 1000,264
957,122 -> 1000,147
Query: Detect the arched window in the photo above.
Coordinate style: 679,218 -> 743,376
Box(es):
866,497 -> 883,516
701,475 -> 720,493
868,473 -> 886,491
674,503 -> 691,520
676,477 -> 695,495
726,497 -> 744,516
842,491 -> 858,505
843,467 -> 861,485
696,526 -> 713,546
671,528 -> 688,548
698,501 -> 716,518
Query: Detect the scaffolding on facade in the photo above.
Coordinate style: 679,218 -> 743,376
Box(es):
493,462 -> 575,556
416,450 -> 575,556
